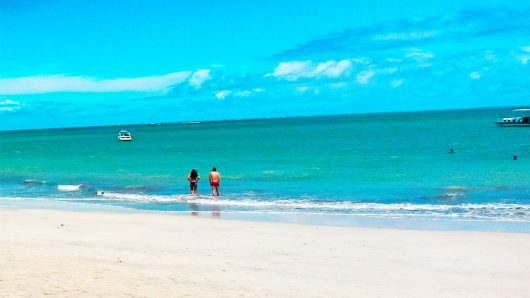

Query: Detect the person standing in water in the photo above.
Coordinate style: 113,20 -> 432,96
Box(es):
209,167 -> 221,196
187,169 -> 200,195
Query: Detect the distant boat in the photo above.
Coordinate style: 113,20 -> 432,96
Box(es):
496,109 -> 530,127
118,130 -> 132,141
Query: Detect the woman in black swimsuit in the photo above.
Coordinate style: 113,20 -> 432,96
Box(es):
187,169 -> 200,195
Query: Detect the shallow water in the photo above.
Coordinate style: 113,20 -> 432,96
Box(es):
1,108 -> 530,228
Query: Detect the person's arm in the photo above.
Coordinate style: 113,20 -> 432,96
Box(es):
197,176 -> 200,182
187,175 -> 191,182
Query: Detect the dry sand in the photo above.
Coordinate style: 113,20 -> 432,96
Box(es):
1,207 -> 529,297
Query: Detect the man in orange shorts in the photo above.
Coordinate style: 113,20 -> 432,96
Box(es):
209,167 -> 221,196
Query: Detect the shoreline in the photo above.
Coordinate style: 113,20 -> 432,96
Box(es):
1,205 -> 530,297
2,197 -> 530,233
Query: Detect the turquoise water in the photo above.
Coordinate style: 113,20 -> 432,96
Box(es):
1,108 -> 530,228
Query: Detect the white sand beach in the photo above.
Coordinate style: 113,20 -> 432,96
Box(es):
1,207 -> 529,297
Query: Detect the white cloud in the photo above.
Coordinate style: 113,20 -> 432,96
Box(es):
356,70 -> 375,85
330,82 -> 347,89
188,69 -> 212,89
469,71 -> 481,80
390,79 -> 404,88
295,85 -> 319,95
296,86 -> 309,93
215,88 -> 265,99
235,90 -> 252,97
268,59 -> 352,81
405,50 -> 434,60
0,99 -> 21,111
215,90 -> 232,100
268,61 -> 312,81
512,46 -> 529,64
313,60 -> 352,78
405,49 -> 434,67
0,72 -> 193,95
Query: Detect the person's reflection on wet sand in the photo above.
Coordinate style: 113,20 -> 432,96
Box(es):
189,202 -> 199,216
211,205 -> 220,217
188,202 -> 220,217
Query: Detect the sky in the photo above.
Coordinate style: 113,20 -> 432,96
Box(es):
1,0 -> 529,130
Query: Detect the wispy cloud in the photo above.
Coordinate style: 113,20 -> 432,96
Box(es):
215,90 -> 232,100
234,90 -> 252,97
295,85 -> 321,95
330,82 -> 348,89
272,8 -> 530,60
390,79 -> 404,88
373,31 -> 440,41
405,49 -> 434,60
214,88 -> 266,99
0,71 -> 213,95
188,69 -> 212,89
356,70 -> 376,84
296,86 -> 309,93
405,48 -> 434,67
268,59 -> 352,81
519,46 -> 530,65
469,71 -> 481,80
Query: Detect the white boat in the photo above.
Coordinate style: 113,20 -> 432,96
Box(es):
118,130 -> 132,141
496,109 -> 530,127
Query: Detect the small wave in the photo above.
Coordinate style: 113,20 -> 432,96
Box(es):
439,185 -> 468,200
57,184 -> 83,192
441,186 -> 468,192
96,191 -> 197,202
441,192 -> 465,200
23,179 -> 47,185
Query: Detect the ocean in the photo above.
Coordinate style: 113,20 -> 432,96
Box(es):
1,108 -> 530,230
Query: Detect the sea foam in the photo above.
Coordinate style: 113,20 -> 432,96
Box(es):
84,191 -> 530,221
57,184 -> 83,192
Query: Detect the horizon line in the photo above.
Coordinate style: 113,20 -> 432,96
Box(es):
0,105 -> 521,133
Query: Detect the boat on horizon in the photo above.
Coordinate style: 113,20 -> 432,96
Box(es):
118,130 -> 132,141
496,109 -> 530,127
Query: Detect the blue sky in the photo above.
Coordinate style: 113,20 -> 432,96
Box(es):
1,0 -> 529,130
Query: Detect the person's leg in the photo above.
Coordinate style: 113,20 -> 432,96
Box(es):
215,186 -> 219,196
211,185 -> 216,196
